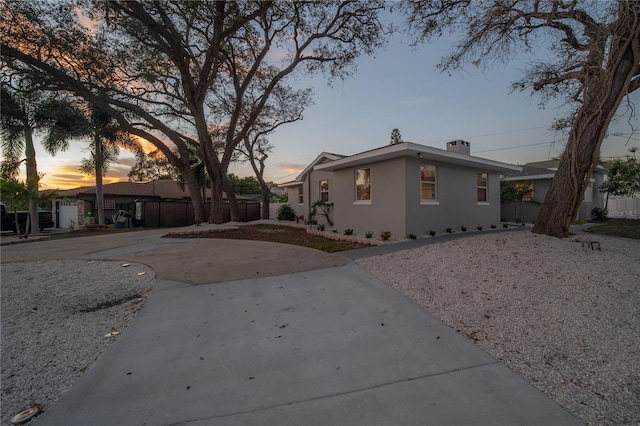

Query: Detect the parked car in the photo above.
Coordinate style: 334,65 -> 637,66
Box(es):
1,203 -> 54,233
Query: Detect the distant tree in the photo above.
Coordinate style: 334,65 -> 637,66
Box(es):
228,174 -> 262,195
500,181 -> 540,224
390,128 -> 402,145
128,151 -> 174,183
600,148 -> 640,198
402,1 -> 640,237
0,84 -> 85,234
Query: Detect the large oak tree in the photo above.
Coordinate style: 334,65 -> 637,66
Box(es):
1,1 -> 387,223
402,0 -> 639,237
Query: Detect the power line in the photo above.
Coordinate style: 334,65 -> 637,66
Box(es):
474,140 -> 557,154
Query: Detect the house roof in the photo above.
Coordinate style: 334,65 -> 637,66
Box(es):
54,179 -> 191,199
314,142 -> 522,173
296,152 -> 345,181
502,160 -> 607,181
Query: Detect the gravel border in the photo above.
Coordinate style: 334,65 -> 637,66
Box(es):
1,260 -> 155,426
356,232 -> 640,425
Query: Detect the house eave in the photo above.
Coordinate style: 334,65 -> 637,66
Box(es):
315,142 -> 521,173
502,174 -> 555,181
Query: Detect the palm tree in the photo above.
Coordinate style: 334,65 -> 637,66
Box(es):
77,109 -> 141,225
0,85 -> 85,233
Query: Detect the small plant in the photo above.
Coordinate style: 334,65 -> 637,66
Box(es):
332,229 -> 338,233
477,225 -> 483,231
317,224 -> 325,231
380,231 -> 392,241
502,223 -> 508,228
408,233 -> 417,240
365,231 -> 373,239
461,225 -> 467,232
429,230 -> 436,237
276,204 -> 296,221
446,227 -> 452,233
490,224 -> 496,229
343,228 -> 354,235
573,219 -> 587,225
591,207 -> 608,222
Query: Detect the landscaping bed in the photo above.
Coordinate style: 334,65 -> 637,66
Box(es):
164,224 -> 371,253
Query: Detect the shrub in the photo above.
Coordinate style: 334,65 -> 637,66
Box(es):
365,231 -> 373,239
380,231 -> 392,241
490,224 -> 496,229
502,223 -> 508,228
429,230 -> 436,237
446,227 -> 452,233
477,225 -> 483,231
276,204 -> 296,221
332,229 -> 338,233
408,233 -> 417,240
461,225 -> 467,232
343,228 -> 354,235
317,224 -> 325,231
591,207 -> 608,222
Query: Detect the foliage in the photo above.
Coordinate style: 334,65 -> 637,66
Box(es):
228,173 -> 261,195
501,181 -> 540,223
408,233 -> 417,240
429,230 -> 436,236
276,204 -> 296,221
477,225 -> 483,231
446,227 -> 452,233
591,207 -> 608,222
343,228 -> 354,236
308,200 -> 334,227
365,231 -> 373,239
585,219 -> 640,240
0,176 -> 37,238
317,224 -> 325,231
502,223 -> 508,228
600,148 -> 640,197
460,225 -> 467,232
490,224 -> 496,229
389,128 -> 402,145
380,231 -> 391,241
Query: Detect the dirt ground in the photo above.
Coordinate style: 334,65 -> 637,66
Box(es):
164,224 -> 371,253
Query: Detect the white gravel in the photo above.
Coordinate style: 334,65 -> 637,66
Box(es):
357,231 -> 640,426
1,260 -> 155,426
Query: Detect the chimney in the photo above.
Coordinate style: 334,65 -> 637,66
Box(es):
446,139 -> 471,155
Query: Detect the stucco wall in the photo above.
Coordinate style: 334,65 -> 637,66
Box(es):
331,157 -> 407,237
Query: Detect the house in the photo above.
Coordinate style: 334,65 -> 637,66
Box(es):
281,141 -> 521,237
51,179 -> 260,228
500,160 -> 608,223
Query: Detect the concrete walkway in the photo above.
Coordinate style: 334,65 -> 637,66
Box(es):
1,229 -> 581,425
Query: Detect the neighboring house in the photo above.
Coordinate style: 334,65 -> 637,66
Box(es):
282,141 -> 521,237
500,160 -> 608,223
51,179 -> 260,228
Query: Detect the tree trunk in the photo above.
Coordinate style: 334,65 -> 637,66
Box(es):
209,172 -> 225,224
23,126 -> 40,235
533,6 -> 639,237
260,184 -> 270,219
224,174 -> 241,222
94,136 -> 105,226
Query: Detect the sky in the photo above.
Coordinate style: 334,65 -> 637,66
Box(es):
16,25 -> 640,191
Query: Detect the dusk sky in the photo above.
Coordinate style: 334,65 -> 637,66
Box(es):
20,25 -> 640,191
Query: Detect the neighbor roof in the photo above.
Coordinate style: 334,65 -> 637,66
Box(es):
54,179 -> 191,199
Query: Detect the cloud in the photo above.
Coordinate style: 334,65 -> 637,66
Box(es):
397,97 -> 434,107
276,163 -> 306,174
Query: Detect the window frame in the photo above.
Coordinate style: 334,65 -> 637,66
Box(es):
298,187 -> 304,205
319,180 -> 329,202
476,172 -> 489,205
420,164 -> 439,205
354,168 -> 371,204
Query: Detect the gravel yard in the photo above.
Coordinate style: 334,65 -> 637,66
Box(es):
357,232 -> 640,425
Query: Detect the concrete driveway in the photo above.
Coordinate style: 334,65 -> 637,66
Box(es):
1,229 -> 580,425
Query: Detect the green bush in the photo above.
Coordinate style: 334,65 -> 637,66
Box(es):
502,223 -> 508,228
490,224 -> 496,229
365,231 -> 373,239
408,233 -> 417,240
446,227 -> 452,233
317,224 -> 325,231
461,225 -> 467,232
343,228 -> 354,235
477,225 -> 483,231
380,231 -> 392,241
429,230 -> 436,237
276,204 -> 296,221
591,207 -> 608,222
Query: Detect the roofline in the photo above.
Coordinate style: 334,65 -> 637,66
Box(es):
502,174 -> 555,181
315,142 -> 522,173
296,152 -> 345,181
278,181 -> 303,188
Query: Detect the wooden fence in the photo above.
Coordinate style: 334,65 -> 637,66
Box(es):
140,201 -> 260,228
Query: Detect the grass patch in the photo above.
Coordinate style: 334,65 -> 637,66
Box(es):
584,219 -> 640,239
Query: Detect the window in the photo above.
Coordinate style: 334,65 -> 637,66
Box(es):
298,187 -> 304,204
420,165 -> 437,202
104,198 -> 116,210
355,168 -> 371,202
320,180 -> 329,202
515,182 -> 533,201
477,173 -> 488,203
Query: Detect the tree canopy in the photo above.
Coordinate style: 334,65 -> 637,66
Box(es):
1,1 -> 388,224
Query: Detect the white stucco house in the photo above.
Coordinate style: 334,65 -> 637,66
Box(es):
281,140 -> 521,238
